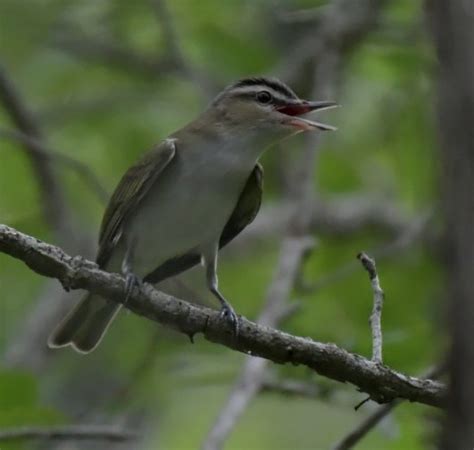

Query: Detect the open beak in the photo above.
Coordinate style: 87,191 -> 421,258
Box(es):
277,100 -> 338,132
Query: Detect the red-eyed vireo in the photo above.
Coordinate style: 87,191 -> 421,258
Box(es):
48,77 -> 337,353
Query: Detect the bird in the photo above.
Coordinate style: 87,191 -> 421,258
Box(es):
48,77 -> 337,353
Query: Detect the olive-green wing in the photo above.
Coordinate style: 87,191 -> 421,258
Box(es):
219,162 -> 263,247
144,163 -> 263,284
96,139 -> 176,267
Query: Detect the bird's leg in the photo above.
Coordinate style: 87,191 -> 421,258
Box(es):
121,239 -> 142,306
203,245 -> 239,336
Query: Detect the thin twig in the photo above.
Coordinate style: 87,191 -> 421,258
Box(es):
0,223 -> 445,408
358,252 -> 385,363
0,128 -> 109,204
0,425 -> 138,442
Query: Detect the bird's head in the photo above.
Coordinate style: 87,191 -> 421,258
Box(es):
210,77 -> 337,137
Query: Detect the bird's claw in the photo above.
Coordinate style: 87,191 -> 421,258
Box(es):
124,272 -> 142,306
220,304 -> 240,337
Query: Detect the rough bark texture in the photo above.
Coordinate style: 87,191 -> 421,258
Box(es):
0,224 -> 445,408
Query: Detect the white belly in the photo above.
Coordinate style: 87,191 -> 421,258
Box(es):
117,144 -> 257,278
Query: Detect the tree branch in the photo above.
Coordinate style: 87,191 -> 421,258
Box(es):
358,252 -> 385,363
0,425 -> 138,443
0,63 -> 71,235
0,63 -> 99,371
52,27 -> 217,96
278,0 -> 389,86
241,195 -> 418,249
332,364 -> 445,450
52,33 -> 177,78
0,227 -> 445,410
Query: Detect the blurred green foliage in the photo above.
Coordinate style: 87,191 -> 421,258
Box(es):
0,0 -> 442,449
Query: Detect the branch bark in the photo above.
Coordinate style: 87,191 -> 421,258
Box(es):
332,364 -> 445,450
0,224 -> 445,408
357,252 -> 385,363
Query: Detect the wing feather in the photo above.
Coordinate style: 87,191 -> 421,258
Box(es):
96,139 -> 176,267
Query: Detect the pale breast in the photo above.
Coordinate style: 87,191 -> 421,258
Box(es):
123,141 -> 257,278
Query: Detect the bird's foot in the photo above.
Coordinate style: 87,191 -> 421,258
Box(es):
124,272 -> 142,306
220,302 -> 240,338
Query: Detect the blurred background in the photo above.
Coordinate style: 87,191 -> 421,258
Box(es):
0,0 -> 453,449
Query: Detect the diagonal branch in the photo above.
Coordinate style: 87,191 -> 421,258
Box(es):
52,33 -> 177,78
0,63 -> 99,371
52,27 -> 217,96
0,226 -> 446,410
0,63 -> 71,236
201,236 -> 314,450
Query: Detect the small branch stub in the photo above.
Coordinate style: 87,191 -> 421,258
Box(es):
357,252 -> 385,364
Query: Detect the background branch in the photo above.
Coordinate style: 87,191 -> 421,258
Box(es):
0,425 -> 138,443
0,62 -> 98,371
332,364 -> 445,450
0,63 -> 71,237
201,236 -> 314,450
0,128 -> 109,204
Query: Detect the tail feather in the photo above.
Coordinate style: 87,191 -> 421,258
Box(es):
48,294 -> 121,353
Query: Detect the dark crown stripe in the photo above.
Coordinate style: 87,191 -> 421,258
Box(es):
232,77 -> 298,100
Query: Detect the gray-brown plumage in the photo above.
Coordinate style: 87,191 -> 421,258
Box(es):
48,77 -> 336,353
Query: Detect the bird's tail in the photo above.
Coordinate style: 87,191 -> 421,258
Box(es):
48,294 -> 121,353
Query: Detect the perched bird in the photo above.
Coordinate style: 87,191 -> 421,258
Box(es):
48,77 -> 336,353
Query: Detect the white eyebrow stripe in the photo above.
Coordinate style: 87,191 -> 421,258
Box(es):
229,85 -> 293,102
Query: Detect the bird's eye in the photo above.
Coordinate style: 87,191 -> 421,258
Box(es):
256,91 -> 272,104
